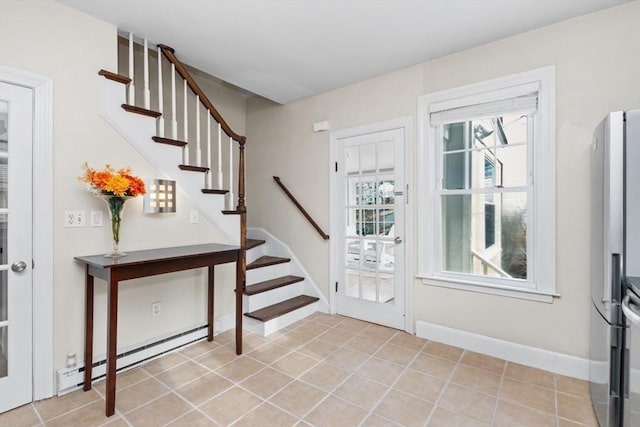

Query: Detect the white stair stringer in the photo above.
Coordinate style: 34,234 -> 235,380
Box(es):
98,78 -> 239,244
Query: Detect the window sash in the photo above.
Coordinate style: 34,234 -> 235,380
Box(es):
434,115 -> 534,286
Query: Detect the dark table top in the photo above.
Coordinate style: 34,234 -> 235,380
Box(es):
74,243 -> 241,269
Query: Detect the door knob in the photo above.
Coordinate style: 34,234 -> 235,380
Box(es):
394,236 -> 403,244
11,261 -> 27,273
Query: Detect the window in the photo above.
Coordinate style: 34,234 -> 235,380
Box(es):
417,67 -> 556,302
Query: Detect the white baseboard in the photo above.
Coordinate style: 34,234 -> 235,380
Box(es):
415,320 -> 590,380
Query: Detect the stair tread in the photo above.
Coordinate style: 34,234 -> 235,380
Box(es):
244,295 -> 319,322
201,189 -> 229,195
121,104 -> 162,118
99,69 -> 131,84
247,255 -> 290,270
246,239 -> 266,250
179,164 -> 209,173
245,275 -> 304,296
152,136 -> 187,147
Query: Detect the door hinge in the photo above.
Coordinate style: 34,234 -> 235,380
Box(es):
335,162 -> 338,172
32,259 -> 35,269
406,184 -> 409,204
335,281 -> 338,292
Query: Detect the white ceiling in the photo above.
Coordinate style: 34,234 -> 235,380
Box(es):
58,0 -> 629,104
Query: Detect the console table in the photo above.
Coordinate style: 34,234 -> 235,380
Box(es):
75,243 -> 243,417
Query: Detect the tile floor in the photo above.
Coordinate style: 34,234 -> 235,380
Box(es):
1,313 -> 598,426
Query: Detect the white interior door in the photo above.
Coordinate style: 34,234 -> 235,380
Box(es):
334,128 -> 405,329
0,81 -> 33,412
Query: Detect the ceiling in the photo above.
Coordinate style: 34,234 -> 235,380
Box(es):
58,0 -> 630,104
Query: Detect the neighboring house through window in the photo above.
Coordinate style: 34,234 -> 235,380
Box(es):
417,67 -> 556,302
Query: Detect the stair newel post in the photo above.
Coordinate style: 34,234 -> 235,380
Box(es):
217,123 -> 223,189
238,138 -> 247,295
171,63 -> 177,139
196,95 -> 201,167
237,139 -> 246,214
157,46 -> 165,137
183,79 -> 189,164
128,32 -> 135,105
143,38 -> 150,109
228,136 -> 234,210
207,113 -> 212,189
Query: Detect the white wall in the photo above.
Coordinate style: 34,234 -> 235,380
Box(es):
1,0 -> 248,383
246,1 -> 640,358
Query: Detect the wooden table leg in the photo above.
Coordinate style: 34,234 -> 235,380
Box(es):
83,267 -> 94,391
105,274 -> 118,417
207,265 -> 214,341
235,253 -> 243,355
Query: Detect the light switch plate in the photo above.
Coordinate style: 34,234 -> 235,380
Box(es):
190,210 -> 199,224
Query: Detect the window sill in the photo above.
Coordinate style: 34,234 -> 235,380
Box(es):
420,276 -> 559,303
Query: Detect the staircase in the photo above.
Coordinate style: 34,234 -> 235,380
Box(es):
243,229 -> 325,335
98,33 -> 327,336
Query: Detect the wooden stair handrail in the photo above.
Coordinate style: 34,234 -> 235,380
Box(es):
158,44 -> 246,143
273,176 -> 329,240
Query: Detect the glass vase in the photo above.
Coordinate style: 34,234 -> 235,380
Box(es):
101,195 -> 131,257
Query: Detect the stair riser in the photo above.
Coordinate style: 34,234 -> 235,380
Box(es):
246,245 -> 266,265
243,281 -> 304,312
243,301 -> 319,337
246,263 -> 292,285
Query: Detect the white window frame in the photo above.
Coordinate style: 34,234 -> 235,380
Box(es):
417,67 -> 556,303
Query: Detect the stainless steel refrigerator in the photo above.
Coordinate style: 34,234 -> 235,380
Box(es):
590,110 -> 640,427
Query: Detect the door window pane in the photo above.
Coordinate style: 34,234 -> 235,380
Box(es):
345,146 -> 359,175
0,272 -> 6,322
0,214 -> 6,265
346,269 -> 360,298
0,100 -> 7,209
360,144 -> 376,173
0,326 -> 6,378
378,141 -> 394,171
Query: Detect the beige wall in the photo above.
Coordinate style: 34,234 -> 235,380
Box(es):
247,1 -> 640,358
1,0 -> 248,381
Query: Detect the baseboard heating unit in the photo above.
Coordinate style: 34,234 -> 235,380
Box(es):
56,315 -> 232,395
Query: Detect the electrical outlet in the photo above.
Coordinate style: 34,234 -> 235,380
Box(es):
90,211 -> 103,227
151,302 -> 161,317
64,211 -> 86,227
190,210 -> 199,224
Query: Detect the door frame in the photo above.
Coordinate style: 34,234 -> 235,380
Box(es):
0,65 -> 54,400
329,117 -> 413,333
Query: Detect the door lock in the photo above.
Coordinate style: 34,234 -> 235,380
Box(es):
394,236 -> 403,244
11,261 -> 27,272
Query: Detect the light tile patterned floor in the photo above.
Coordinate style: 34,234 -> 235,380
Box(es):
1,313 -> 598,426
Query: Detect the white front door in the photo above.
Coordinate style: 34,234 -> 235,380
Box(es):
332,126 -> 406,329
0,81 -> 33,412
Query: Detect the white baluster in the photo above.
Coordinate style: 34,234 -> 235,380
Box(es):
195,95 -> 201,167
217,123 -> 223,189
183,80 -> 189,164
228,137 -> 234,210
143,38 -> 150,109
128,32 -> 135,105
171,63 -> 177,140
157,46 -> 164,137
207,113 -> 212,189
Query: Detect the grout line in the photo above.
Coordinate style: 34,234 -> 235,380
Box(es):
30,402 -> 45,425
422,347 -> 466,426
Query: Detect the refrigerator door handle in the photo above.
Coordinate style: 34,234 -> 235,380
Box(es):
622,294 -> 640,326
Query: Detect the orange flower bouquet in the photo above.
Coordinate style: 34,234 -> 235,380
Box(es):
79,163 -> 146,257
